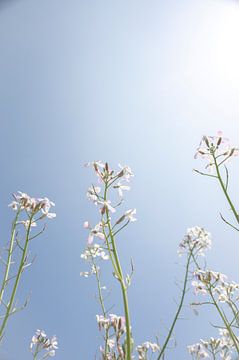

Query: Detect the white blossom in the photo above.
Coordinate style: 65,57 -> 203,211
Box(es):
194,131 -> 239,171
124,209 -> 137,222
81,244 -> 109,261
9,192 -> 56,219
178,226 -> 211,256
118,164 -> 134,182
30,329 -> 58,358
113,182 -> 130,197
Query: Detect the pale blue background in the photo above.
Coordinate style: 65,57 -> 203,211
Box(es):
1,0 -> 239,358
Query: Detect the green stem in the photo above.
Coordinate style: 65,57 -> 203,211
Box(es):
192,254 -> 239,354
104,184 -> 132,360
213,155 -> 239,225
91,256 -> 110,359
157,250 -> 193,359
208,288 -> 239,353
0,209 -> 21,306
0,214 -> 33,339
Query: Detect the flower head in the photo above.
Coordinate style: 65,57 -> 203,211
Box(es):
178,226 -> 211,256
30,329 -> 58,358
194,132 -> 239,171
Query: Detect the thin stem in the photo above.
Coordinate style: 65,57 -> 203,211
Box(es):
0,213 -> 34,339
208,288 -> 239,353
213,154 -> 239,225
0,209 -> 21,305
157,250 -> 193,359
104,183 -> 132,360
191,254 -> 239,354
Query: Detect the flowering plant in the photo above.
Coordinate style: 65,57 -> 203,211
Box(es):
2,132 -> 239,359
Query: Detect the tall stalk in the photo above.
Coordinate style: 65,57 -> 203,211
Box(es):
103,182 -> 132,360
0,214 -> 34,339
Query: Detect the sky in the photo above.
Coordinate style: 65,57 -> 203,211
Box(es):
1,0 -> 239,358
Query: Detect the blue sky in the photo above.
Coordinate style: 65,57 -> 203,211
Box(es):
1,0 -> 239,358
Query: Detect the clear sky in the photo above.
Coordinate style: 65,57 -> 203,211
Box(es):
1,0 -> 239,359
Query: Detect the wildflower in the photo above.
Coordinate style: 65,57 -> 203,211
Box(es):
80,271 -> 90,277
113,182 -> 130,197
194,131 -> 239,170
136,341 -> 160,360
118,164 -> 134,181
187,343 -> 209,358
83,222 -> 105,245
38,197 -> 56,219
30,329 -> 58,358
87,186 -> 101,204
191,280 -> 208,296
178,226 -> 211,256
81,244 -> 109,261
96,315 -> 110,330
98,200 -> 116,214
9,192 -> 56,219
124,209 -> 137,222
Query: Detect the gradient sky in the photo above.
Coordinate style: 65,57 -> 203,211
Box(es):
1,0 -> 239,359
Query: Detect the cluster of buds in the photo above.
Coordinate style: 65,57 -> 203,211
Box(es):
30,329 -> 58,358
194,131 -> 239,170
178,226 -> 211,257
188,329 -> 237,359
9,191 -> 56,220
96,314 -> 126,333
85,161 -> 134,185
136,341 -> 160,360
96,314 -> 126,359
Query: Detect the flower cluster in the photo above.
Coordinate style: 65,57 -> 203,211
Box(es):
9,191 -> 56,219
194,131 -> 239,170
192,269 -> 239,305
178,226 -> 211,257
85,161 -> 134,185
188,329 -> 238,359
96,314 -> 126,333
136,341 -> 160,360
81,244 -> 109,261
30,329 -> 58,358
84,162 -> 136,247
96,314 -> 126,359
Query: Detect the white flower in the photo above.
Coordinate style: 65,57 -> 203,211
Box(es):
85,222 -> 105,245
98,200 -> 116,214
38,197 -> 56,219
113,182 -> 130,197
87,186 -> 101,204
178,226 -> 211,256
81,244 -> 109,261
191,280 -> 207,296
187,343 -> 209,358
124,209 -> 137,222
30,330 -> 58,358
194,132 -> 239,171
9,192 -> 56,220
8,201 -> 18,210
118,164 -> 134,182
80,271 -> 90,277
85,160 -> 105,169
